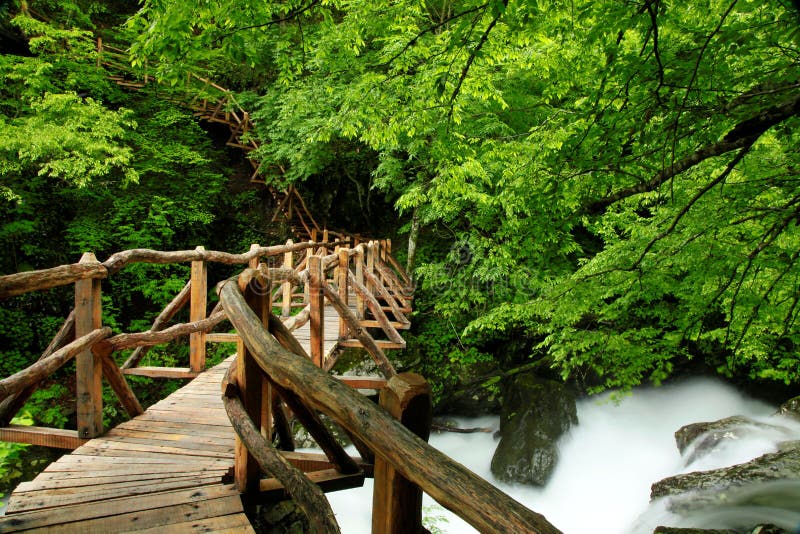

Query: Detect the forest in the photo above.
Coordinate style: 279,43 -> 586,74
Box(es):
1,0 -> 799,500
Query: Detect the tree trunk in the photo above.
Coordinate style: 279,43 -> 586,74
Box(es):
406,207 -> 420,278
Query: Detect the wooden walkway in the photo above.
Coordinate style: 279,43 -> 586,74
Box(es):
0,306 -> 370,533
0,360 -> 247,533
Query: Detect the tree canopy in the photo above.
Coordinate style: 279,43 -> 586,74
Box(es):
2,0 -> 799,398
126,0 -> 800,391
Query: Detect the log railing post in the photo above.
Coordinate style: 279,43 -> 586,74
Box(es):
235,250 -> 271,493
338,247 -> 349,339
333,243 -> 340,285
355,245 -> 365,320
189,245 -> 207,373
75,253 -> 103,438
304,246 -> 313,304
282,239 -> 293,317
308,254 -> 324,368
367,241 -> 377,297
372,373 -> 432,534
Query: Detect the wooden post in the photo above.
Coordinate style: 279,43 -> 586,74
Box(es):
189,246 -> 207,373
308,254 -> 324,368
282,240 -> 293,317
367,241 -> 377,297
304,246 -> 313,304
96,37 -> 102,67
338,248 -> 349,339
355,246 -> 365,320
372,373 -> 432,534
333,243 -> 340,286
247,245 -> 273,440
75,253 -> 103,438
236,256 -> 271,493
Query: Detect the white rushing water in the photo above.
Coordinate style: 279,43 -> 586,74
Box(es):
320,376 -> 800,533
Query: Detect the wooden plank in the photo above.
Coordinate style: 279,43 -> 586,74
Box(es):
335,376 -> 388,390
338,339 -> 406,349
0,485 -> 242,532
359,319 -> 411,330
129,411 -> 232,426
7,476 -> 225,513
47,454 -> 230,468
0,425 -> 87,449
206,333 -> 239,343
13,473 -> 224,497
119,512 -> 254,534
68,439 -> 234,459
98,435 -> 234,454
122,367 -> 200,379
255,468 -> 365,500
282,451 -> 373,476
308,255 -> 324,368
20,468 -> 228,489
114,420 -> 232,437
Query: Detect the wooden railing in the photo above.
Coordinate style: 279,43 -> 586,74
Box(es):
0,237 -> 562,532
219,262 -> 561,533
0,236 -> 409,445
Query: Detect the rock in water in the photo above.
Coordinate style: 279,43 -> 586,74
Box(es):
490,373 -> 577,486
675,415 -> 789,465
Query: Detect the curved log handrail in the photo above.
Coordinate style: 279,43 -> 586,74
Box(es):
218,278 -> 562,534
221,362 -> 341,534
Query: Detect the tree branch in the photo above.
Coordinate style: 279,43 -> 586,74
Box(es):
376,2 -> 490,69
586,92 -> 800,214
446,0 -> 507,122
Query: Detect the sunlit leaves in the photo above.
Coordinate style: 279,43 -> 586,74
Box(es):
130,0 -> 800,390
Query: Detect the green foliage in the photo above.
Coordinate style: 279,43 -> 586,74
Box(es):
130,0 -> 800,392
0,412 -> 33,496
25,385 -> 70,428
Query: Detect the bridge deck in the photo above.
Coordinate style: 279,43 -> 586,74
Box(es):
0,306 -> 363,533
0,360 -> 248,533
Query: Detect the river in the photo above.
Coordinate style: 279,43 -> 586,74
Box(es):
318,376 -> 799,533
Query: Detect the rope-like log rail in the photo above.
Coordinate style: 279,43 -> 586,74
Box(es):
0,311 -> 76,425
0,328 -> 111,402
122,281 -> 191,369
0,241 -> 341,300
218,278 -> 562,534
0,263 -> 107,299
95,311 -> 227,353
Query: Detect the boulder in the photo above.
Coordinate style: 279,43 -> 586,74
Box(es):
675,416 -> 785,464
490,373 -> 577,486
778,396 -> 800,420
650,448 -> 800,533
652,445 -> 800,506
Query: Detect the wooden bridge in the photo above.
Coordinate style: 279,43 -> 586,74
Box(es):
0,30 -> 561,532
0,238 -> 561,533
